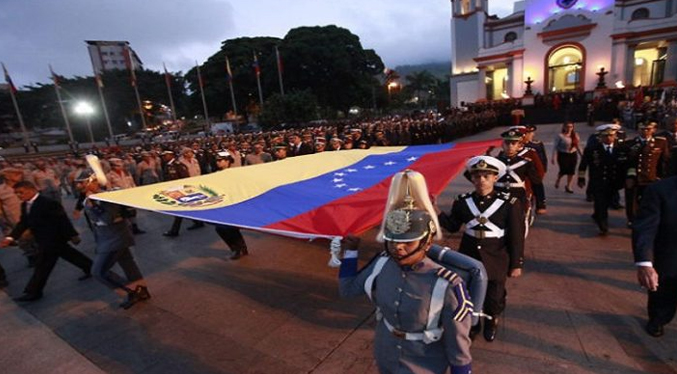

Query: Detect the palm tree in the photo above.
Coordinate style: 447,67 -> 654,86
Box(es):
405,71 -> 437,108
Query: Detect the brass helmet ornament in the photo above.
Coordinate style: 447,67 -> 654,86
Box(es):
377,169 -> 441,243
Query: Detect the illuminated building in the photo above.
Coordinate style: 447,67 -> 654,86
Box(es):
448,0 -> 677,106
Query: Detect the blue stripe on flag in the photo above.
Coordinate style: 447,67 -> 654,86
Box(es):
164,143 -> 456,227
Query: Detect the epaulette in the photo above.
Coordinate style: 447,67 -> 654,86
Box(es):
457,192 -> 471,200
655,136 -> 666,140
436,267 -> 461,284
497,191 -> 511,200
523,156 -> 532,162
509,197 -> 518,204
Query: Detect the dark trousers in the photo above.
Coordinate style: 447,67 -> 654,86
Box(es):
484,279 -> 507,317
168,217 -> 203,233
0,261 -> 6,282
215,225 -> 247,252
648,275 -> 677,326
591,186 -> 617,231
625,185 -> 647,223
533,183 -> 546,209
24,243 -> 92,295
92,247 -> 143,291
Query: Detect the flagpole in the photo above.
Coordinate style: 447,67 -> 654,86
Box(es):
254,52 -> 264,107
275,46 -> 284,96
196,61 -> 210,127
87,51 -> 113,138
49,64 -> 74,144
125,46 -> 147,130
163,63 -> 177,122
226,56 -> 238,116
1,63 -> 29,148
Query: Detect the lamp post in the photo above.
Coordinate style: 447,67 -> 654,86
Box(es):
74,101 -> 95,145
387,82 -> 399,101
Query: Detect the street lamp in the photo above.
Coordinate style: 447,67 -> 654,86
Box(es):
74,101 -> 95,145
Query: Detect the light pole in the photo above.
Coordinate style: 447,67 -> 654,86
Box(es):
74,101 -> 95,145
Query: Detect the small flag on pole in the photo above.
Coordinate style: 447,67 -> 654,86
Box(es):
225,56 -> 233,82
163,62 -> 172,87
2,63 -> 18,94
123,47 -> 137,87
49,64 -> 60,88
252,52 -> 261,77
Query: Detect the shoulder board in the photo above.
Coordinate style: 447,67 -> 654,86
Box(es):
654,136 -> 666,142
510,197 -> 518,204
436,267 -> 461,285
497,191 -> 510,200
457,192 -> 471,200
523,156 -> 532,161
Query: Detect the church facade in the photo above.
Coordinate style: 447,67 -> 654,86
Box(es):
449,0 -> 677,106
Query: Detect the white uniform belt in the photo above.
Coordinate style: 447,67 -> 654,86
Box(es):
382,317 -> 427,340
495,181 -> 525,189
464,228 -> 504,239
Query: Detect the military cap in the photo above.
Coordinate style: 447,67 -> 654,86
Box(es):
108,157 -> 123,166
315,137 -> 327,145
215,150 -> 232,160
383,209 -> 435,242
330,137 -> 344,143
350,128 -> 362,133
273,143 -> 289,150
638,122 -> 657,129
524,124 -> 537,132
596,124 -> 621,135
466,155 -> 505,175
501,128 -> 526,141
161,150 -> 175,155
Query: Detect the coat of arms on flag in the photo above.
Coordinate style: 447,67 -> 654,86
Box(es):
556,0 -> 578,9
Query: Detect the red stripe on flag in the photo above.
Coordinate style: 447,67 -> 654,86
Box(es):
263,139 -> 501,237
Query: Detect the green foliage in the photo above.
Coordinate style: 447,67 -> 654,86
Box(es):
258,90 -> 319,127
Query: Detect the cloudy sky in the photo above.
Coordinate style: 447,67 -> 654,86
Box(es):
1,0 -> 516,88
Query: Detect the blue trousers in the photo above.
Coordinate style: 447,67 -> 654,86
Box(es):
92,247 -> 143,291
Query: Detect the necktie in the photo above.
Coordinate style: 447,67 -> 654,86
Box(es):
607,146 -> 613,155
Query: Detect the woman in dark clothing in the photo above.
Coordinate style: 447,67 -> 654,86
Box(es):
552,121 -> 582,193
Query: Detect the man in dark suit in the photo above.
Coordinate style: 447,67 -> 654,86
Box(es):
0,181 -> 92,302
288,133 -> 313,157
578,124 -> 628,235
632,176 -> 677,337
657,118 -> 677,176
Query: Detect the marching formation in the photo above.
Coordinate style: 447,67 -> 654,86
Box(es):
0,116 -> 675,374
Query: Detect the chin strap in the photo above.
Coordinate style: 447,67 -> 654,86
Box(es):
328,237 -> 342,268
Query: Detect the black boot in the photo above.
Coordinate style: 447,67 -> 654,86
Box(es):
483,316 -> 498,342
469,322 -> 482,340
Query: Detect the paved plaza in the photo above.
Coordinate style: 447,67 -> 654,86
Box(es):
1,124 -> 676,374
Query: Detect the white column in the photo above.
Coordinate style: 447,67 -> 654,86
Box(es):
610,42 -> 628,85
511,57 -> 524,97
625,44 -> 636,84
477,67 -> 487,100
664,39 -> 677,83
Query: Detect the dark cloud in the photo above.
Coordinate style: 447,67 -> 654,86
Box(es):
0,0 -> 518,87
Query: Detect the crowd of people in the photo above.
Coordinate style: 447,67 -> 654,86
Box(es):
0,108 -> 676,373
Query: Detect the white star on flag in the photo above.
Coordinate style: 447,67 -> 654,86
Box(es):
345,169 -> 358,173
348,188 -> 363,192
364,165 -> 375,170
334,172 -> 345,177
332,178 -> 344,183
384,161 -> 396,166
407,157 -> 418,162
335,183 -> 347,188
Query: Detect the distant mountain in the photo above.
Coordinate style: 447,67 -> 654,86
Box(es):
393,62 -> 451,80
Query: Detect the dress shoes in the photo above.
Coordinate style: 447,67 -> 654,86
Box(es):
230,247 -> 249,260
186,222 -> 205,231
646,321 -> 664,337
13,293 -> 43,302
135,285 -> 151,300
162,231 -> 179,237
483,317 -> 498,342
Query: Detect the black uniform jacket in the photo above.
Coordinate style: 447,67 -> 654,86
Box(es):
632,177 -> 677,277
438,190 -> 525,280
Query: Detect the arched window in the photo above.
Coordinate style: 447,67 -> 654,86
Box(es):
504,32 -> 517,43
631,8 -> 650,20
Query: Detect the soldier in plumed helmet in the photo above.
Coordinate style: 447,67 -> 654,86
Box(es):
338,170 -> 473,374
436,156 -> 524,342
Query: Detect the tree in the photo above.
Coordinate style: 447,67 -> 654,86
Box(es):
404,71 -> 437,108
258,89 -> 319,127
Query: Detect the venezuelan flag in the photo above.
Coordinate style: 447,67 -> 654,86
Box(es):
91,140 -> 498,240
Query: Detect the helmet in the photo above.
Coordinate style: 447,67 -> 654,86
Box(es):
383,208 -> 436,243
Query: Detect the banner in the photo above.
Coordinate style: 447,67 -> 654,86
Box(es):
91,140 -> 499,240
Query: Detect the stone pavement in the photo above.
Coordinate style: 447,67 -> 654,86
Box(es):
1,123 -> 676,374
